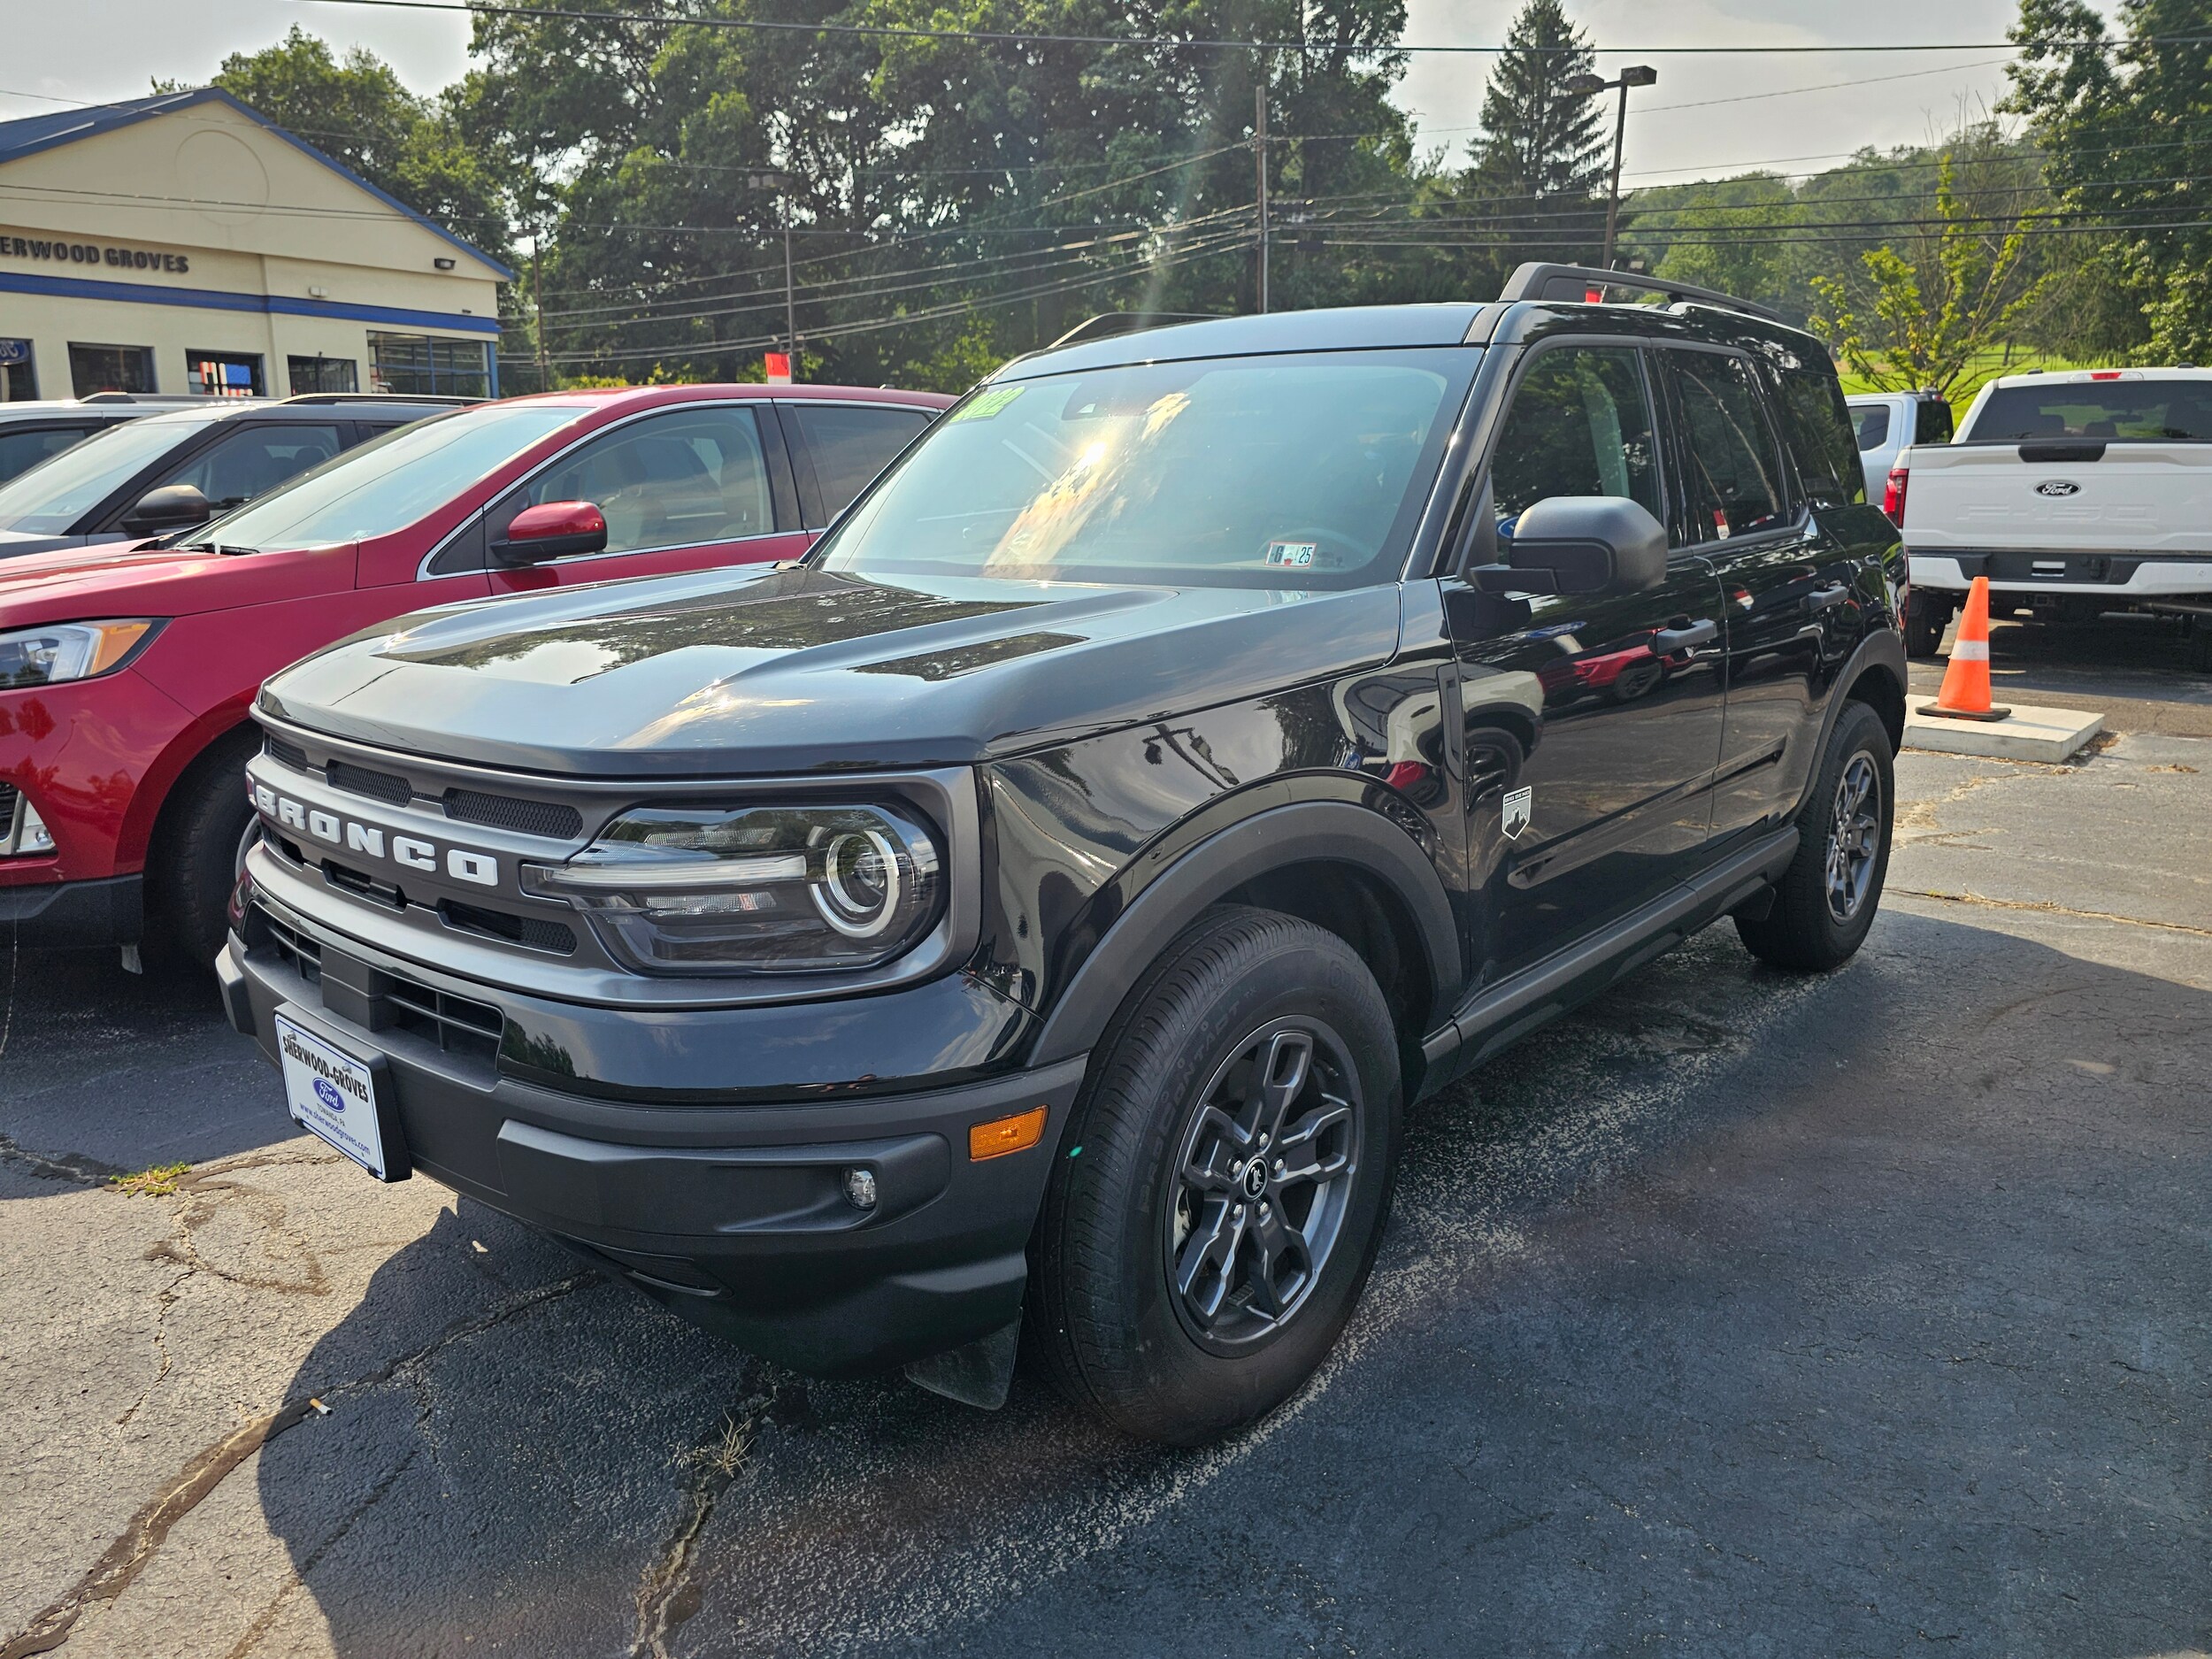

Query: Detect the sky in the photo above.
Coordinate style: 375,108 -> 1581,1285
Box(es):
0,0 -> 2119,186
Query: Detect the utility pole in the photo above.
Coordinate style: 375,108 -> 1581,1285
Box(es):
531,234 -> 549,393
1254,84 -> 1270,314
1565,65 -> 1656,271
783,201 -> 797,380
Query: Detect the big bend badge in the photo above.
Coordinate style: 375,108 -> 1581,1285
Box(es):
1501,786 -> 1533,840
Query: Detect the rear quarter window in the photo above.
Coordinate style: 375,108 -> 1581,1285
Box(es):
1771,358 -> 1866,509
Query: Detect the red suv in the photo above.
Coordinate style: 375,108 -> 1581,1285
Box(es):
0,383 -> 949,966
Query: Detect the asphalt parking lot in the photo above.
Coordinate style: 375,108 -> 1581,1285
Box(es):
4,617 -> 2208,1659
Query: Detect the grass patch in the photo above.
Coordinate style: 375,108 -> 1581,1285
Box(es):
108,1162 -> 190,1198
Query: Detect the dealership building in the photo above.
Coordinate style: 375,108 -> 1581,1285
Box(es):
0,88 -> 507,403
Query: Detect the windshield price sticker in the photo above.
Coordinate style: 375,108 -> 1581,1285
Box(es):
950,386 -> 1025,423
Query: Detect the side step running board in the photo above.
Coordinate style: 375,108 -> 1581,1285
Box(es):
1417,826 -> 1799,1094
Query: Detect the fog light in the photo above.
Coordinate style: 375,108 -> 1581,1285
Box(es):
3,796 -> 53,856
842,1167 -> 878,1210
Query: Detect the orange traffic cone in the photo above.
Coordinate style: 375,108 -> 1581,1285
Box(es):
1919,576 -> 2011,722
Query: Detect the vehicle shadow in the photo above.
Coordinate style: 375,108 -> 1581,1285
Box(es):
0,944 -> 296,1187
250,909 -> 2212,1658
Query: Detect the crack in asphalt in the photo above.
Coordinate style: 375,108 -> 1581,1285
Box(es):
630,1394 -> 777,1659
0,1131 -> 119,1188
1896,887 -> 2212,941
0,1271 -> 597,1659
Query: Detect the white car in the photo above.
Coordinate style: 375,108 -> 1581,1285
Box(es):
1896,368 -> 2212,663
1846,389 -> 1953,514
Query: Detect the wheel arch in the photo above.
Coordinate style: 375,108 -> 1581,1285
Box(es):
1025,799 -> 1464,1087
125,704 -> 257,872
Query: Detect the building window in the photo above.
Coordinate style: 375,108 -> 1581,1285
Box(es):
188,352 -> 265,398
0,339 -> 34,402
287,355 -> 359,396
368,333 -> 488,398
68,343 -> 157,396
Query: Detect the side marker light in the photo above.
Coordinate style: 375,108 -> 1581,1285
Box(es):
970,1105 -> 1048,1162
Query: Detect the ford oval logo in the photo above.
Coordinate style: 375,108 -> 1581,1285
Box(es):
2037,480 -> 2081,497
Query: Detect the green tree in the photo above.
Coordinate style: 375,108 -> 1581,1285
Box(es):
2005,0 -> 2210,362
1808,155 -> 2049,399
173,27 -> 512,263
1461,0 -> 1607,271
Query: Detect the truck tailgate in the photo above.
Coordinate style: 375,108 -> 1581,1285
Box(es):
1903,442 -> 2212,554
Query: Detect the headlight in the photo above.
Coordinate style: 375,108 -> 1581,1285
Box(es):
518,803 -> 942,975
0,619 -> 161,688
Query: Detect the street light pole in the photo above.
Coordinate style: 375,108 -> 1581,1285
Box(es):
1254,85 -> 1271,314
1565,65 -> 1656,272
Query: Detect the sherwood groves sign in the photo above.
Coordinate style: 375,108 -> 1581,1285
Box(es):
1,233 -> 191,275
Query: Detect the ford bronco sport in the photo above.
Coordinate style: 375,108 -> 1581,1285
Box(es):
222,266 -> 1907,1445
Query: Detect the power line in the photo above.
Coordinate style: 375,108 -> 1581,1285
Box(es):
285,0 -> 2202,58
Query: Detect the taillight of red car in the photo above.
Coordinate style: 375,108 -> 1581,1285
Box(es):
1882,464 -> 1909,526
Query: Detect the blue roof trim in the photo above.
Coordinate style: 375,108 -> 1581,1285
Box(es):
0,268 -> 503,334
0,88 -> 516,282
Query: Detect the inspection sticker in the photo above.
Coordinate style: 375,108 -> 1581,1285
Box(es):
1266,541 -> 1318,567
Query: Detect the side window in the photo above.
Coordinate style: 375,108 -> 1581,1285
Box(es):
1775,364 -> 1866,509
0,425 -> 96,483
161,423 -> 343,511
791,404 -> 933,522
1853,404 -> 1891,451
1914,399 -> 1955,444
1488,346 -> 1662,539
515,406 -> 772,555
1671,353 -> 1787,540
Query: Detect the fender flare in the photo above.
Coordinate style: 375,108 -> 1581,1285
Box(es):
1026,798 -> 1464,1068
1794,628 -> 1907,818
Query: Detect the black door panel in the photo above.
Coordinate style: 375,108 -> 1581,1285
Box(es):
1445,342 -> 1727,983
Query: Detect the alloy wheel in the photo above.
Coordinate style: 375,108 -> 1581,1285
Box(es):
1824,752 -> 1881,924
1163,1018 -> 1362,1353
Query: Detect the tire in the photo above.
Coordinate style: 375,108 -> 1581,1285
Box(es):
2189,624 -> 2212,674
1903,595 -> 1947,659
147,731 -> 259,970
1736,700 -> 1893,972
1028,906 -> 1403,1445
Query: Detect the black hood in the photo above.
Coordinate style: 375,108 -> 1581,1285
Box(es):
258,565 -> 1403,777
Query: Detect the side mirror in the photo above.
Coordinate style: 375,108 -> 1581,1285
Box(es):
123,482 -> 211,534
491,500 -> 607,565
1473,495 -> 1667,595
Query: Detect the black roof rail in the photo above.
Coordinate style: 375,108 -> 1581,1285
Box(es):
1500,262 -> 1785,325
1049,311 -> 1219,349
277,392 -> 476,406
79,391 -> 208,404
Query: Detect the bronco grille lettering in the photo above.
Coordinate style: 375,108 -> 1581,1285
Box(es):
253,785 -> 499,887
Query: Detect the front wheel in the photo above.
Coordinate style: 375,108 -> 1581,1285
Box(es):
1737,700 -> 1894,972
1028,907 -> 1403,1444
147,731 -> 258,970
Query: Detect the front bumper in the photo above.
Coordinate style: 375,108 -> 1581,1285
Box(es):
221,916 -> 1087,1378
0,872 -> 142,948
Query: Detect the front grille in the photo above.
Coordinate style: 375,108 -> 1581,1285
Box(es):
440,898 -> 576,956
264,735 -> 309,772
443,787 -> 583,841
259,910 -> 323,985
323,858 -> 408,910
383,979 -> 503,1063
250,903 -> 502,1064
326,759 -> 414,807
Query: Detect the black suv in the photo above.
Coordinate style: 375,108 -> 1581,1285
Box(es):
221,266 -> 1905,1444
0,394 -> 466,555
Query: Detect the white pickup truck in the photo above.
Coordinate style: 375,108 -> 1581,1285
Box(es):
1898,368 -> 2212,664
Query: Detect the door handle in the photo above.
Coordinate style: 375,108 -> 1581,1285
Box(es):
1652,618 -> 1718,652
1806,582 -> 1850,612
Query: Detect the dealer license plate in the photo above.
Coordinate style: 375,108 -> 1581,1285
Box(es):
273,1010 -> 399,1181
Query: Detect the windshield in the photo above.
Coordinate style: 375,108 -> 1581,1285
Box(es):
814,349 -> 1472,588
0,411 -> 219,534
186,403 -> 586,552
1970,379 -> 2212,442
